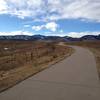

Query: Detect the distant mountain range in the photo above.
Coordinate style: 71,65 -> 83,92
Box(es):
0,34 -> 100,41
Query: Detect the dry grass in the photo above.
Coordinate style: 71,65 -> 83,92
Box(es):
66,41 -> 100,78
0,41 -> 73,92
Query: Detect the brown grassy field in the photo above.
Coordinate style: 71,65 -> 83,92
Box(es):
0,40 -> 73,92
66,41 -> 100,78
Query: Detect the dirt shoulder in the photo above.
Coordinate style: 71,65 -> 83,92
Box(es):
88,48 -> 100,78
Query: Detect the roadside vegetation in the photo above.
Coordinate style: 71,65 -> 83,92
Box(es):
0,40 -> 73,92
66,41 -> 100,78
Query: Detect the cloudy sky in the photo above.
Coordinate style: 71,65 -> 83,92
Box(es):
0,0 -> 100,37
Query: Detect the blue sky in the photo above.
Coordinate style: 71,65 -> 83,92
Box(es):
0,0 -> 100,37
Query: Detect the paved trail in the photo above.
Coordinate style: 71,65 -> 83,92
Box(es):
0,46 -> 100,100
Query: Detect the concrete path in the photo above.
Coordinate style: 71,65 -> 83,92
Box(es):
0,46 -> 100,100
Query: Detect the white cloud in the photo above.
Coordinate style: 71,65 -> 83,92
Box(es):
32,22 -> 58,32
32,25 -> 44,31
24,24 -> 31,28
0,31 -> 33,36
44,31 -> 100,37
45,22 -> 58,32
46,0 -> 100,22
0,0 -> 8,14
67,31 -> 100,38
0,0 -> 100,22
0,0 -> 44,19
0,30 -> 100,37
60,30 -> 63,33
